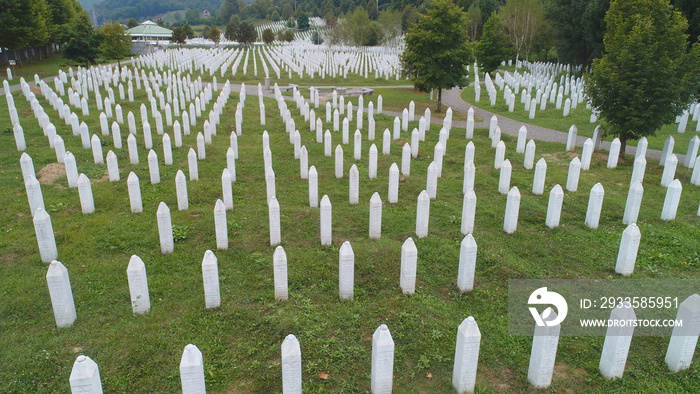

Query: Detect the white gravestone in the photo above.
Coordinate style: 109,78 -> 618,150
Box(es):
69,355 -> 103,394
524,140 -> 536,169
273,246 -> 288,300
503,187 -> 521,234
660,154 -> 678,187
127,134 -> 139,164
180,344 -> 206,394
371,325 -> 395,394
463,159 -> 475,194
401,143 -> 411,175
349,165 -> 359,204
33,208 -> 58,263
221,169 -> 233,210
461,190 -> 477,235
369,144 -> 378,178
308,166 -> 318,208
24,175 -> 44,215
635,137 -> 648,160
585,183 -> 605,229
369,193 -> 382,239
416,190 -> 430,238
457,234 -> 478,292
498,159 -> 512,194
148,150 -> 160,184
527,308 -> 561,388
269,197 -> 281,246
426,162 -> 438,200
546,185 -> 564,229
176,170 -> 189,210
517,126 -> 527,153
660,136 -> 675,166
335,145 -> 344,179
339,241 -> 355,300
665,294 -> 700,372
320,195 -> 332,245
494,141 -> 506,169
661,179 -> 682,220
566,125 -> 577,151
388,163 -> 400,203
65,152 -> 78,188
214,199 -> 228,249
400,238 -> 418,294
692,157 -> 700,185
281,334 -> 302,394
622,182 -> 643,225
106,151 -> 121,182
77,174 -> 95,214
127,255 -> 150,314
127,172 -> 142,213
46,260 -> 76,327
452,316 -> 480,393
163,134 -> 173,165
631,155 -> 646,185
91,135 -> 103,164
383,129 -> 391,155
566,157 -> 581,192
599,302 -> 636,379
354,130 -> 362,160
615,224 -> 641,276
581,138 -> 593,170
532,158 -> 547,195
202,250 -> 221,309
157,202 -> 174,254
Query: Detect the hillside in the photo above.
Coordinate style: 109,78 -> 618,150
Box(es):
77,0 -> 102,11
93,0 -> 223,22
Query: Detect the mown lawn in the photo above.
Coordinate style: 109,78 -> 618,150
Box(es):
1,56 -> 699,393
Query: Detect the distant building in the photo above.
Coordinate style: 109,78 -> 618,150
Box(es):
202,10 -> 210,18
125,20 -> 173,42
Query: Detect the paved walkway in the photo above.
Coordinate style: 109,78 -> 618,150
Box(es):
441,87 -> 675,163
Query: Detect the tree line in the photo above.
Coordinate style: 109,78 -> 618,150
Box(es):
0,0 -> 131,68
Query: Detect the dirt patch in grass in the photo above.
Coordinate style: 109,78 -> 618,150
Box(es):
36,163 -> 65,185
30,86 -> 42,96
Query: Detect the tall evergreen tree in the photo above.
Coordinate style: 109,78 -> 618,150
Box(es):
62,11 -> 102,68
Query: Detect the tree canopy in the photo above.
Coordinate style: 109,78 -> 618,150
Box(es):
262,28 -> 275,44
585,0 -> 700,154
62,11 -> 102,68
401,0 -> 473,111
475,11 -> 511,74
237,21 -> 257,45
99,22 -> 131,66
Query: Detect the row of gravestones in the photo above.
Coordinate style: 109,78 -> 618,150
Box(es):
55,257 -> 699,394
18,73 -> 700,281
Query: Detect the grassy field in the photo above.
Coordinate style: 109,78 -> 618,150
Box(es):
463,70 -> 700,154
1,57 -> 700,393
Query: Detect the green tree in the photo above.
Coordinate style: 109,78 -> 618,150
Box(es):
500,0 -> 544,61
475,12 -> 510,74
545,0 -> 608,65
271,10 -> 281,21
297,13 -> 310,30
172,26 -> 187,44
63,11 -> 102,68
262,28 -> 275,44
208,25 -> 221,44
281,3 -> 293,19
126,17 -> 139,28
99,22 -> 130,66
183,23 -> 195,39
284,29 -> 294,42
465,3 -> 483,41
26,0 -> 51,62
402,0 -> 474,112
311,30 -> 324,45
220,0 -> 239,25
47,0 -> 79,46
237,21 -> 257,45
585,0 -> 700,155
225,20 -> 239,41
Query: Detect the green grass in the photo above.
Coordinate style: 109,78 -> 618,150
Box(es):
463,70 -> 700,154
1,58 -> 700,393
